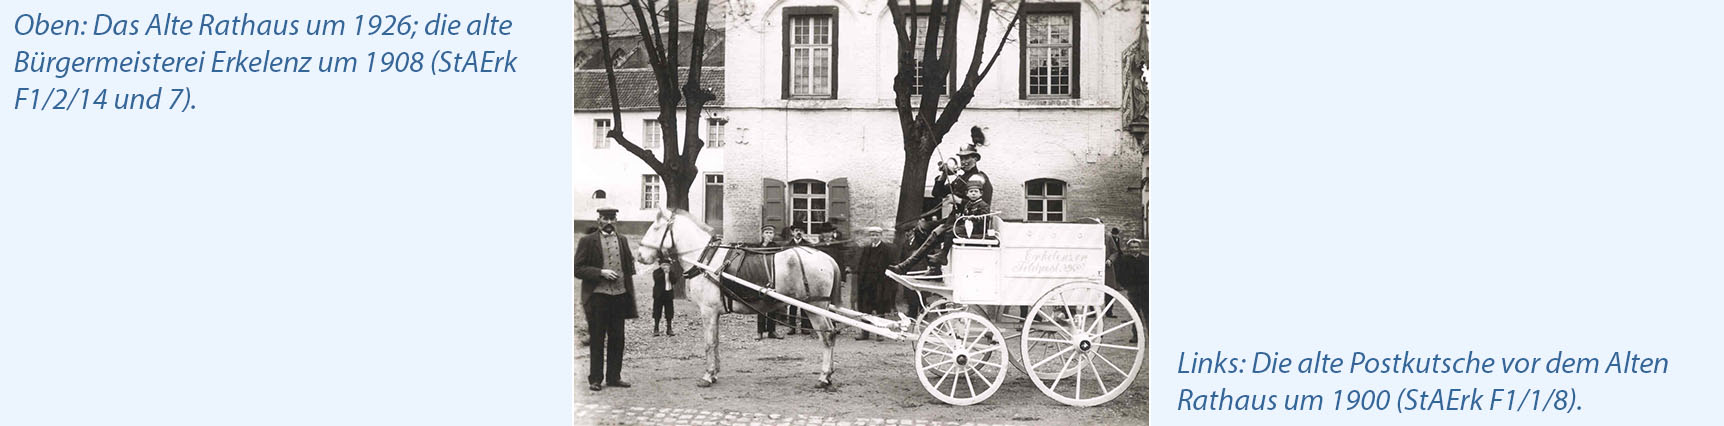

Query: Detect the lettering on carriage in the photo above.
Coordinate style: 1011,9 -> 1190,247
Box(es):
1005,249 -> 1091,276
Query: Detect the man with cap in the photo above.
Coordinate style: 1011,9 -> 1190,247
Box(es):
851,226 -> 898,340
782,223 -> 816,336
573,206 -> 639,391
747,225 -> 784,340
1113,238 -> 1148,344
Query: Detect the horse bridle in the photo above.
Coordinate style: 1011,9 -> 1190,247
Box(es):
645,213 -> 714,281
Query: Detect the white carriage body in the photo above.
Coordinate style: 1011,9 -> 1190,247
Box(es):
947,221 -> 1107,306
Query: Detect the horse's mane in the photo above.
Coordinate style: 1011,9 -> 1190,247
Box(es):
664,208 -> 714,235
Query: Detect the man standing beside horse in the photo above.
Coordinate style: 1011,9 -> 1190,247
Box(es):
747,225 -> 783,340
851,226 -> 897,340
573,206 -> 638,391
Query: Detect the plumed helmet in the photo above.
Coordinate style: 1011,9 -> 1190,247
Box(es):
956,144 -> 981,160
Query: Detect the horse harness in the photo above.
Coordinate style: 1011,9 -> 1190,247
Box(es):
685,241 -> 844,319
652,215 -> 843,324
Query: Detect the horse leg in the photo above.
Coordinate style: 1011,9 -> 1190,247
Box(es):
814,315 -> 837,389
697,304 -> 721,387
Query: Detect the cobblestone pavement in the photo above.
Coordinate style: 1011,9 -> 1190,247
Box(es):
574,403 -> 1019,426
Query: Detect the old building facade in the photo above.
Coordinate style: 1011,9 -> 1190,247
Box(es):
718,0 -> 1148,242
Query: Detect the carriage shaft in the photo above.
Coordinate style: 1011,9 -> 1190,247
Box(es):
687,260 -> 907,340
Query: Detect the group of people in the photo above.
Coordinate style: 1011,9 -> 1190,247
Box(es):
743,223 -> 901,341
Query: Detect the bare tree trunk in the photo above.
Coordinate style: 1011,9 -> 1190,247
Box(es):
587,0 -> 715,213
887,0 -> 1023,231
666,175 -> 694,211
896,130 -> 937,229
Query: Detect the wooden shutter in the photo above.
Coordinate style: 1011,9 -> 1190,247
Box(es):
780,10 -> 791,99
827,177 -> 850,236
762,178 -> 786,232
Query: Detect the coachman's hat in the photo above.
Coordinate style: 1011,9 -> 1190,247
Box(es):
760,224 -> 777,232
596,206 -> 619,218
956,144 -> 981,159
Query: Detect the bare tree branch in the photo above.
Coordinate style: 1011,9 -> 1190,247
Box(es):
661,0 -> 684,162
915,0 -> 946,119
627,0 -> 665,70
888,0 -> 911,46
977,4 -> 1023,81
936,1 -> 1022,133
680,0 -> 714,168
939,0 -> 961,83
958,0 -> 995,90
887,0 -> 915,134
596,0 -> 669,176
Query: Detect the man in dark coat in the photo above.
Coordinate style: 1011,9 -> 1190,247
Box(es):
1113,238 -> 1149,344
747,225 -> 783,340
932,128 -> 994,206
852,226 -> 897,340
894,134 -> 991,274
573,206 -> 639,391
784,224 -> 816,336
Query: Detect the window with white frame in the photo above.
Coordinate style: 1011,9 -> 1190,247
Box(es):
705,118 -> 726,148
593,119 -> 612,149
1025,179 -> 1066,222
642,119 -> 662,149
641,175 -> 663,210
786,12 -> 835,98
789,179 -> 827,230
1022,8 -> 1078,98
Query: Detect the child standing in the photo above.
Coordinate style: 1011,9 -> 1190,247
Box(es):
650,257 -> 676,337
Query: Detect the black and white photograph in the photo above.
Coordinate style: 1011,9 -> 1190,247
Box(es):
573,0 -> 1149,424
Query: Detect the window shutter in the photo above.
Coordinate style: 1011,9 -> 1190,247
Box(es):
763,178 -> 786,232
780,12 -> 791,100
828,177 -> 850,235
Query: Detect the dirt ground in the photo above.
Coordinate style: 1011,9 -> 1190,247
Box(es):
574,246 -> 1148,425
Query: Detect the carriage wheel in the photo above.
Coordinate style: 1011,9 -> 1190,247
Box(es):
915,297 -> 961,333
914,312 -> 1008,406
1020,282 -> 1145,407
983,305 -> 1075,379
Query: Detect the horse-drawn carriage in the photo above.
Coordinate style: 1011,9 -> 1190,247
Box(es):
637,210 -> 1144,407
888,218 -> 1145,407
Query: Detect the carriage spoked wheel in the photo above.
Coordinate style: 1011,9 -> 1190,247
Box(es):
1020,282 -> 1145,407
994,305 -> 1080,380
914,312 -> 1009,406
915,297 -> 963,334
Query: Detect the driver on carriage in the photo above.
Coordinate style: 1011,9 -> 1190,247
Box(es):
890,127 -> 995,275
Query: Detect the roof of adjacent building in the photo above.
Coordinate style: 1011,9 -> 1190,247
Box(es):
575,68 -> 723,111
574,31 -> 725,111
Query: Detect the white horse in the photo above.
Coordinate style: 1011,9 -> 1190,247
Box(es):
635,209 -> 843,388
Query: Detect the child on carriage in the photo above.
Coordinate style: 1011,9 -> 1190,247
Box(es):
891,174 -> 998,275
953,179 -> 1002,240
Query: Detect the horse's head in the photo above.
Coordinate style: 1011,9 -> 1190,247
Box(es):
636,208 -> 712,265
